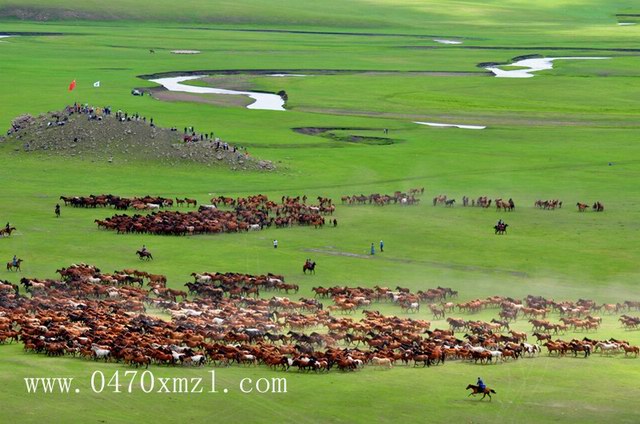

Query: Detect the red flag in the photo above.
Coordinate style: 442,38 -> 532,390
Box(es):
68,80 -> 76,91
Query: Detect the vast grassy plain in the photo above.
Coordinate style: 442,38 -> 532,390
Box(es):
1,1 -> 640,423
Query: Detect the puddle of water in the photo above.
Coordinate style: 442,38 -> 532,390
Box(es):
434,39 -> 462,45
485,57 -> 610,78
414,121 -> 486,130
149,75 -> 285,111
268,74 -> 307,77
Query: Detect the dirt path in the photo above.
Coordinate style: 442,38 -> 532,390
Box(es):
303,248 -> 529,278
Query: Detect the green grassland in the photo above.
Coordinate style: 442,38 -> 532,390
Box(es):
1,1 -> 640,423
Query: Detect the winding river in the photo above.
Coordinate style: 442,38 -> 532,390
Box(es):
149,75 -> 286,111
485,57 -> 609,78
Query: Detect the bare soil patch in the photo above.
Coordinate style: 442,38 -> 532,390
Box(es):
293,127 -> 396,145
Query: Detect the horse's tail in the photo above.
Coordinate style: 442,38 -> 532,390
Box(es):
490,389 -> 496,394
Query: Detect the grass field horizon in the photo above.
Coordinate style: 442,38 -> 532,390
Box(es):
1,1 -> 639,423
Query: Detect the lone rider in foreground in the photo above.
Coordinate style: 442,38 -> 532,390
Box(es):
12,255 -> 18,267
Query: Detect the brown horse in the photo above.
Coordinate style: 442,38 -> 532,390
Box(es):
0,226 -> 16,237
576,202 -> 589,212
466,384 -> 497,401
185,198 -> 198,207
6,259 -> 23,272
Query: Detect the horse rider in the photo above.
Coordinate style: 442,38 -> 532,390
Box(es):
12,255 -> 17,267
141,245 -> 148,254
5,222 -> 10,232
477,377 -> 486,392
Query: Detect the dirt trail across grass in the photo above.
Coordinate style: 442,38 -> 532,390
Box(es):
304,248 -> 529,278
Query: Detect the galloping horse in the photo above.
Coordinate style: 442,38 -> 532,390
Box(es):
576,202 -> 589,212
303,261 -> 316,274
466,384 -> 497,401
136,250 -> 153,260
494,223 -> 508,235
6,259 -> 23,272
0,226 -> 16,237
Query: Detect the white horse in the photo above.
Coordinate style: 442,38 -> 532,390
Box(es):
371,356 -> 393,369
91,345 -> 111,361
595,342 -> 620,355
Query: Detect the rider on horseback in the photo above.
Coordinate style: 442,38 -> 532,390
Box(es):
141,245 -> 147,253
477,377 -> 486,392
12,255 -> 17,267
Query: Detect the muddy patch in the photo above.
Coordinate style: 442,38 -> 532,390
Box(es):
293,127 -> 396,146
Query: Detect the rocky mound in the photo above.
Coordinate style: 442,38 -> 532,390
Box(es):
1,109 -> 275,171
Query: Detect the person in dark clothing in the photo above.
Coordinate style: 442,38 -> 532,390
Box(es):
55,204 -> 61,218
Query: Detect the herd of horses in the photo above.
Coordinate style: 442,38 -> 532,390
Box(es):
94,194 -> 330,236
0,264 -> 637,378
341,188 -> 424,206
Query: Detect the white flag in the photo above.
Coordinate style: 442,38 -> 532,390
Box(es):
93,81 -> 100,87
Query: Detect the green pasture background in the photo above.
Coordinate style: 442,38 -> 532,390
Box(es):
0,1 -> 639,422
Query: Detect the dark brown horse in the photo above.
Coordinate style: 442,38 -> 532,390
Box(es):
494,223 -> 508,235
466,384 -> 497,401
303,261 -> 316,274
136,250 -> 153,260
6,259 -> 23,272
